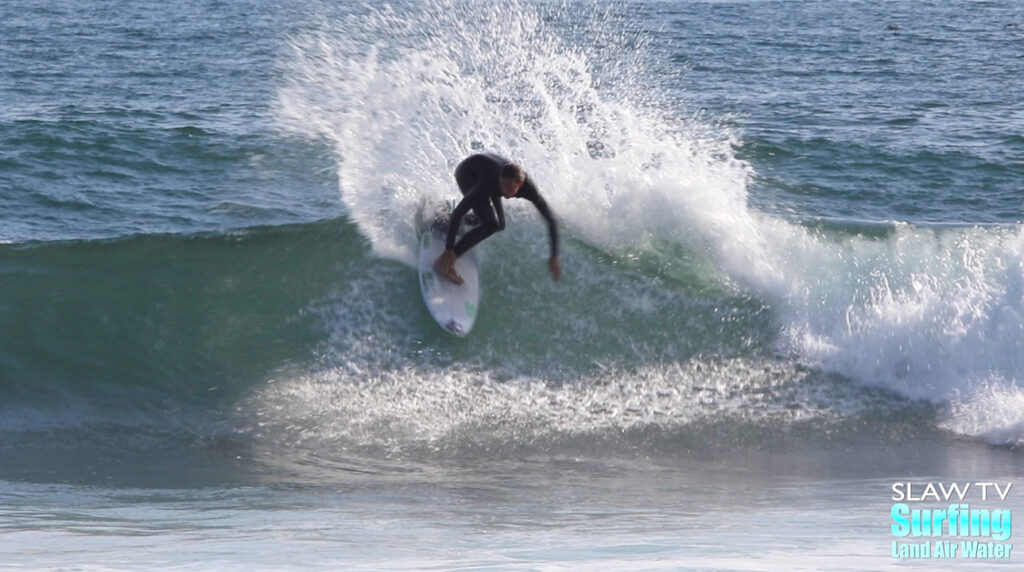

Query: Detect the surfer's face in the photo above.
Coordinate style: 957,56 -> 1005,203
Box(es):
500,177 -> 524,198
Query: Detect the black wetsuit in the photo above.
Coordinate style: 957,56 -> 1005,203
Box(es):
446,153 -> 559,259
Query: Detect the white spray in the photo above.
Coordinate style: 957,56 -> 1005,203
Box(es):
275,0 -> 1024,446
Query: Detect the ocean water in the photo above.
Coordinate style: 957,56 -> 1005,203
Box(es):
2,0 -> 1024,569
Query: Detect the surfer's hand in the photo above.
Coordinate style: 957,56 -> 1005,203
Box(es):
434,249 -> 464,285
548,256 -> 562,282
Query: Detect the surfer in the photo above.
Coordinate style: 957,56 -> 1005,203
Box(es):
434,153 -> 561,285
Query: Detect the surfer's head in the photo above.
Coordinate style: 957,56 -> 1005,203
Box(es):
499,163 -> 526,198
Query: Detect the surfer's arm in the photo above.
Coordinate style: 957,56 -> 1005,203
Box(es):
530,194 -> 559,259
524,192 -> 560,281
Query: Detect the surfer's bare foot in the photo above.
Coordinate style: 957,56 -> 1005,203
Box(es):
434,251 -> 464,285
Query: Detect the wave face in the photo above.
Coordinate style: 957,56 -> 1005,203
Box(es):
0,221 -> 350,415
271,0 -> 1024,450
3,1 -> 1023,486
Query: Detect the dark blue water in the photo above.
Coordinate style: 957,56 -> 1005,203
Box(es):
2,0 -> 1024,569
1,0 -> 340,242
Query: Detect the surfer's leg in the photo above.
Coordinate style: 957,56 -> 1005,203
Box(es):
451,163 -> 483,226
453,203 -> 498,257
449,159 -> 500,257
453,226 -> 496,257
455,163 -> 475,195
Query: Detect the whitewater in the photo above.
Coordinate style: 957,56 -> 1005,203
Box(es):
275,0 -> 1024,448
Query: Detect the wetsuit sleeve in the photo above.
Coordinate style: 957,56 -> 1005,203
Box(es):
531,194 -> 559,258
517,178 -> 559,258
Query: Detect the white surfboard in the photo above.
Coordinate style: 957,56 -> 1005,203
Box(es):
416,202 -> 480,337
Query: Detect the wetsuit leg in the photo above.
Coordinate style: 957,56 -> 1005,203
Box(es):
454,163 -> 476,194
453,214 -> 498,256
452,163 -> 500,257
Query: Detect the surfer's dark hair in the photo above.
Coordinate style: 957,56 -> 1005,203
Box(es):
500,163 -> 526,182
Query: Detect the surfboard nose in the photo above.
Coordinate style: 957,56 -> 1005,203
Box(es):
445,320 -> 466,336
